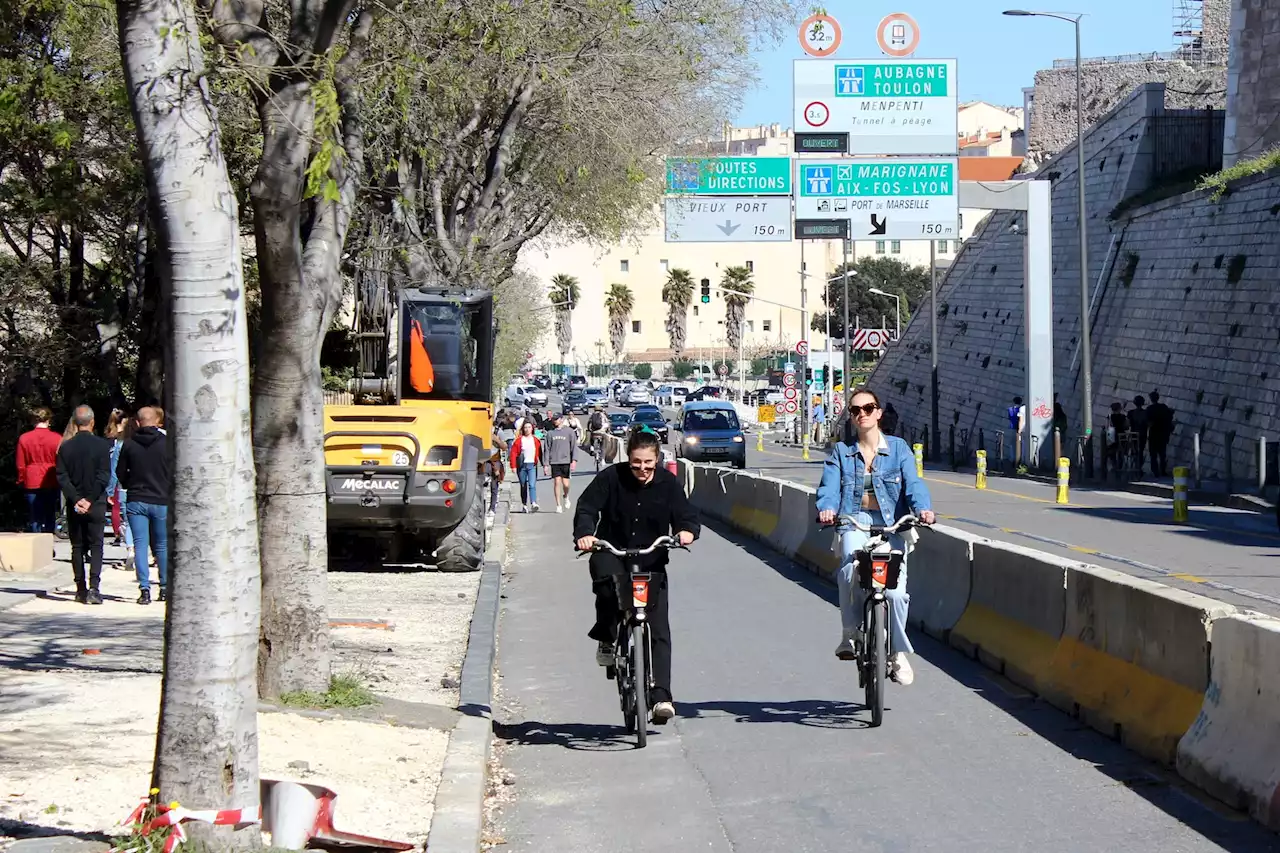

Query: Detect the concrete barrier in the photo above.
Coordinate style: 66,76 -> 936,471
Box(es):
769,484 -> 811,560
1044,566 -> 1234,764
0,533 -> 54,573
949,540 -> 1068,693
728,474 -> 783,542
1177,613 -> 1280,829
906,525 -> 978,641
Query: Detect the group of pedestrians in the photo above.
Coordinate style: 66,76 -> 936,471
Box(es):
505,412 -> 581,513
1107,391 -> 1175,477
15,404 -> 171,605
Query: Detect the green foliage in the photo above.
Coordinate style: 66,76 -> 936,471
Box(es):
1198,147 -> 1280,201
493,271 -> 548,396
720,266 -> 754,350
604,282 -> 635,357
278,671 -> 377,709
632,362 -> 653,380
812,257 -> 929,338
750,357 -> 771,377
670,358 -> 695,380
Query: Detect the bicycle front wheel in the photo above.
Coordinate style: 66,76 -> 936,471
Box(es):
632,624 -> 649,748
866,599 -> 887,727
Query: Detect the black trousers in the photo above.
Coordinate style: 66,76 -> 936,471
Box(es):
1149,437 -> 1169,478
588,553 -> 673,704
67,504 -> 106,591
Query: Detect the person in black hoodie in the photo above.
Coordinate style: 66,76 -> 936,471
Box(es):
116,406 -> 171,604
55,405 -> 111,604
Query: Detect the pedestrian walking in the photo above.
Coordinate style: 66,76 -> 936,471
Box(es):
16,406 -> 62,533
546,413 -> 579,513
1128,395 -> 1149,475
812,397 -> 826,443
508,420 -> 545,512
1107,402 -> 1129,471
486,426 -> 507,522
55,405 -> 111,604
1146,390 -> 1175,478
105,409 -> 136,568
116,406 -> 171,604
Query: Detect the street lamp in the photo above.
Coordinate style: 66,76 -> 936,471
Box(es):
1004,9 -> 1093,474
868,287 -> 901,341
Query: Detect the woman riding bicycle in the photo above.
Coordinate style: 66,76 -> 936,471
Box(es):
817,387 -> 935,686
574,428 -> 699,724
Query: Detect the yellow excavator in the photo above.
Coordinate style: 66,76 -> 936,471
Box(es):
323,287 -> 493,570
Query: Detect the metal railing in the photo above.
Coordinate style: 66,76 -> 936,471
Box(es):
1051,46 -> 1227,69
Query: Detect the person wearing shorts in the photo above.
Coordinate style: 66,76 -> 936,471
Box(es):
546,414 -> 579,513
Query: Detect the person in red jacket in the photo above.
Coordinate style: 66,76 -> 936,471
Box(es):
508,420 -> 546,513
16,407 -> 62,533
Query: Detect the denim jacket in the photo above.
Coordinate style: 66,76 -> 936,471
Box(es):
816,434 -> 932,522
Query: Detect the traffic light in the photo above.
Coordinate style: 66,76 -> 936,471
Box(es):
700,278 -> 711,304
804,367 -> 813,387
833,368 -> 844,390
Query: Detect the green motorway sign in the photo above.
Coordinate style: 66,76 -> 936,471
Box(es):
834,62 -> 951,98
666,156 -> 792,196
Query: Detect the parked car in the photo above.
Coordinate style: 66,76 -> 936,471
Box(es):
675,401 -> 746,468
607,412 -> 632,436
569,375 -> 588,390
583,387 -> 608,407
503,383 -> 531,407
532,374 -> 552,389
563,389 -> 589,414
621,384 -> 653,407
629,408 -> 669,443
522,385 -> 548,406
686,385 -> 724,402
654,384 -> 688,406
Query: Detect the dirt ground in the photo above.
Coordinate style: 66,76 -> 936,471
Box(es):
0,545 -> 479,848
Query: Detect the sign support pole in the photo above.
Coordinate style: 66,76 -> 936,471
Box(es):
800,242 -> 810,461
842,238 -> 852,440
930,238 -> 940,462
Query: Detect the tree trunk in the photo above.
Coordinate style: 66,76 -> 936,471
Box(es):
250,79 -> 333,697
117,0 -> 261,844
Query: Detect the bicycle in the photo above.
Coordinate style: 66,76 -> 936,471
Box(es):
577,535 -> 686,748
823,513 -> 921,728
590,430 -> 606,472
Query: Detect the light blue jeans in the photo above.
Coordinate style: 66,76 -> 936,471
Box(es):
517,462 -> 539,506
116,488 -> 133,548
838,510 -> 914,656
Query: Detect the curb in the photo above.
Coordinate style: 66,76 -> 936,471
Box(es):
426,498 -> 508,853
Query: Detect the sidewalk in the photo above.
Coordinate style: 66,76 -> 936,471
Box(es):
0,538 -> 481,847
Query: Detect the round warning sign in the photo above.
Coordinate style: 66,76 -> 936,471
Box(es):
798,14 -> 842,57
795,339 -> 810,356
783,387 -> 798,401
877,12 -> 921,58
782,373 -> 797,388
783,400 -> 800,414
803,101 -> 830,128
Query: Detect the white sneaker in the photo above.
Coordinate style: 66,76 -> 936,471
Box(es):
834,637 -> 857,661
651,701 -> 676,724
556,504 -> 563,514
595,642 -> 613,666
531,502 -> 540,512
891,653 -> 915,685
563,498 -> 571,510
521,504 -> 529,514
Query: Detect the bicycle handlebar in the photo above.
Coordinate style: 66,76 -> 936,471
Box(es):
576,535 -> 685,557
819,513 -> 923,535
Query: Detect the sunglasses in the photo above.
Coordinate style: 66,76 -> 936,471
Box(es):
852,403 -> 880,416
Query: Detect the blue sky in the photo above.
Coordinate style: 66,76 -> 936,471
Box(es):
736,0 -> 1186,125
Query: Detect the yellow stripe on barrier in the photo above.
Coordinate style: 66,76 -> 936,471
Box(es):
729,506 -> 779,538
950,603 -> 1060,694
1045,638 -> 1204,765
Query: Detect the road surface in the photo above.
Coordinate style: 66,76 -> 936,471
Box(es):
742,440 -> 1280,617
493,468 -> 1276,851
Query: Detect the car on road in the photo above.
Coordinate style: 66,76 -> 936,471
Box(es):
620,384 -> 653,407
562,389 -> 589,414
583,387 -> 608,407
686,385 -> 725,402
532,374 -> 552,389
675,401 -> 746,468
607,412 -> 632,437
568,375 -> 588,390
503,383 -> 532,407
654,384 -> 691,407
629,408 -> 669,443
522,385 -> 548,406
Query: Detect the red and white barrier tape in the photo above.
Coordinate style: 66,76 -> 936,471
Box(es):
116,799 -> 260,853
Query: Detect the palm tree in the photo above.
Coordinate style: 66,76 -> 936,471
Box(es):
548,273 -> 580,370
721,265 -> 754,351
604,282 -> 635,360
662,268 -> 695,356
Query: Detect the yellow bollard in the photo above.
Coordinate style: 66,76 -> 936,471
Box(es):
913,442 -> 924,477
976,450 -> 988,490
1173,466 -> 1189,522
1056,457 -> 1070,504
756,431 -> 764,452
802,443 -> 811,461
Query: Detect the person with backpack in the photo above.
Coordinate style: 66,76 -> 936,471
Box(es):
586,405 -> 607,457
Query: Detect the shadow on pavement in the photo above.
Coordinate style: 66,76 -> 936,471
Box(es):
677,698 -> 872,730
494,719 -> 640,753
0,818 -> 112,844
1058,504 -> 1280,549
0,609 -> 162,677
701,517 -> 1280,852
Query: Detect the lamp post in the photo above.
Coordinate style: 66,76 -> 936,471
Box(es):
1004,9 -> 1092,475
868,287 -> 901,341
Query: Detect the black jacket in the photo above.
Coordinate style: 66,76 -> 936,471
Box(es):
116,427 -> 171,505
56,431 -> 111,508
573,464 -> 700,569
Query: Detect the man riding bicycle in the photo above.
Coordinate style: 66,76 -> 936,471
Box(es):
574,428 -> 698,723
586,404 -> 607,458
817,387 -> 935,686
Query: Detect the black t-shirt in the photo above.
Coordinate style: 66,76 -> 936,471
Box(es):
573,464 -> 701,569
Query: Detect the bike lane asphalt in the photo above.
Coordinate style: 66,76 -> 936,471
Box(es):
492,466 -> 1276,852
